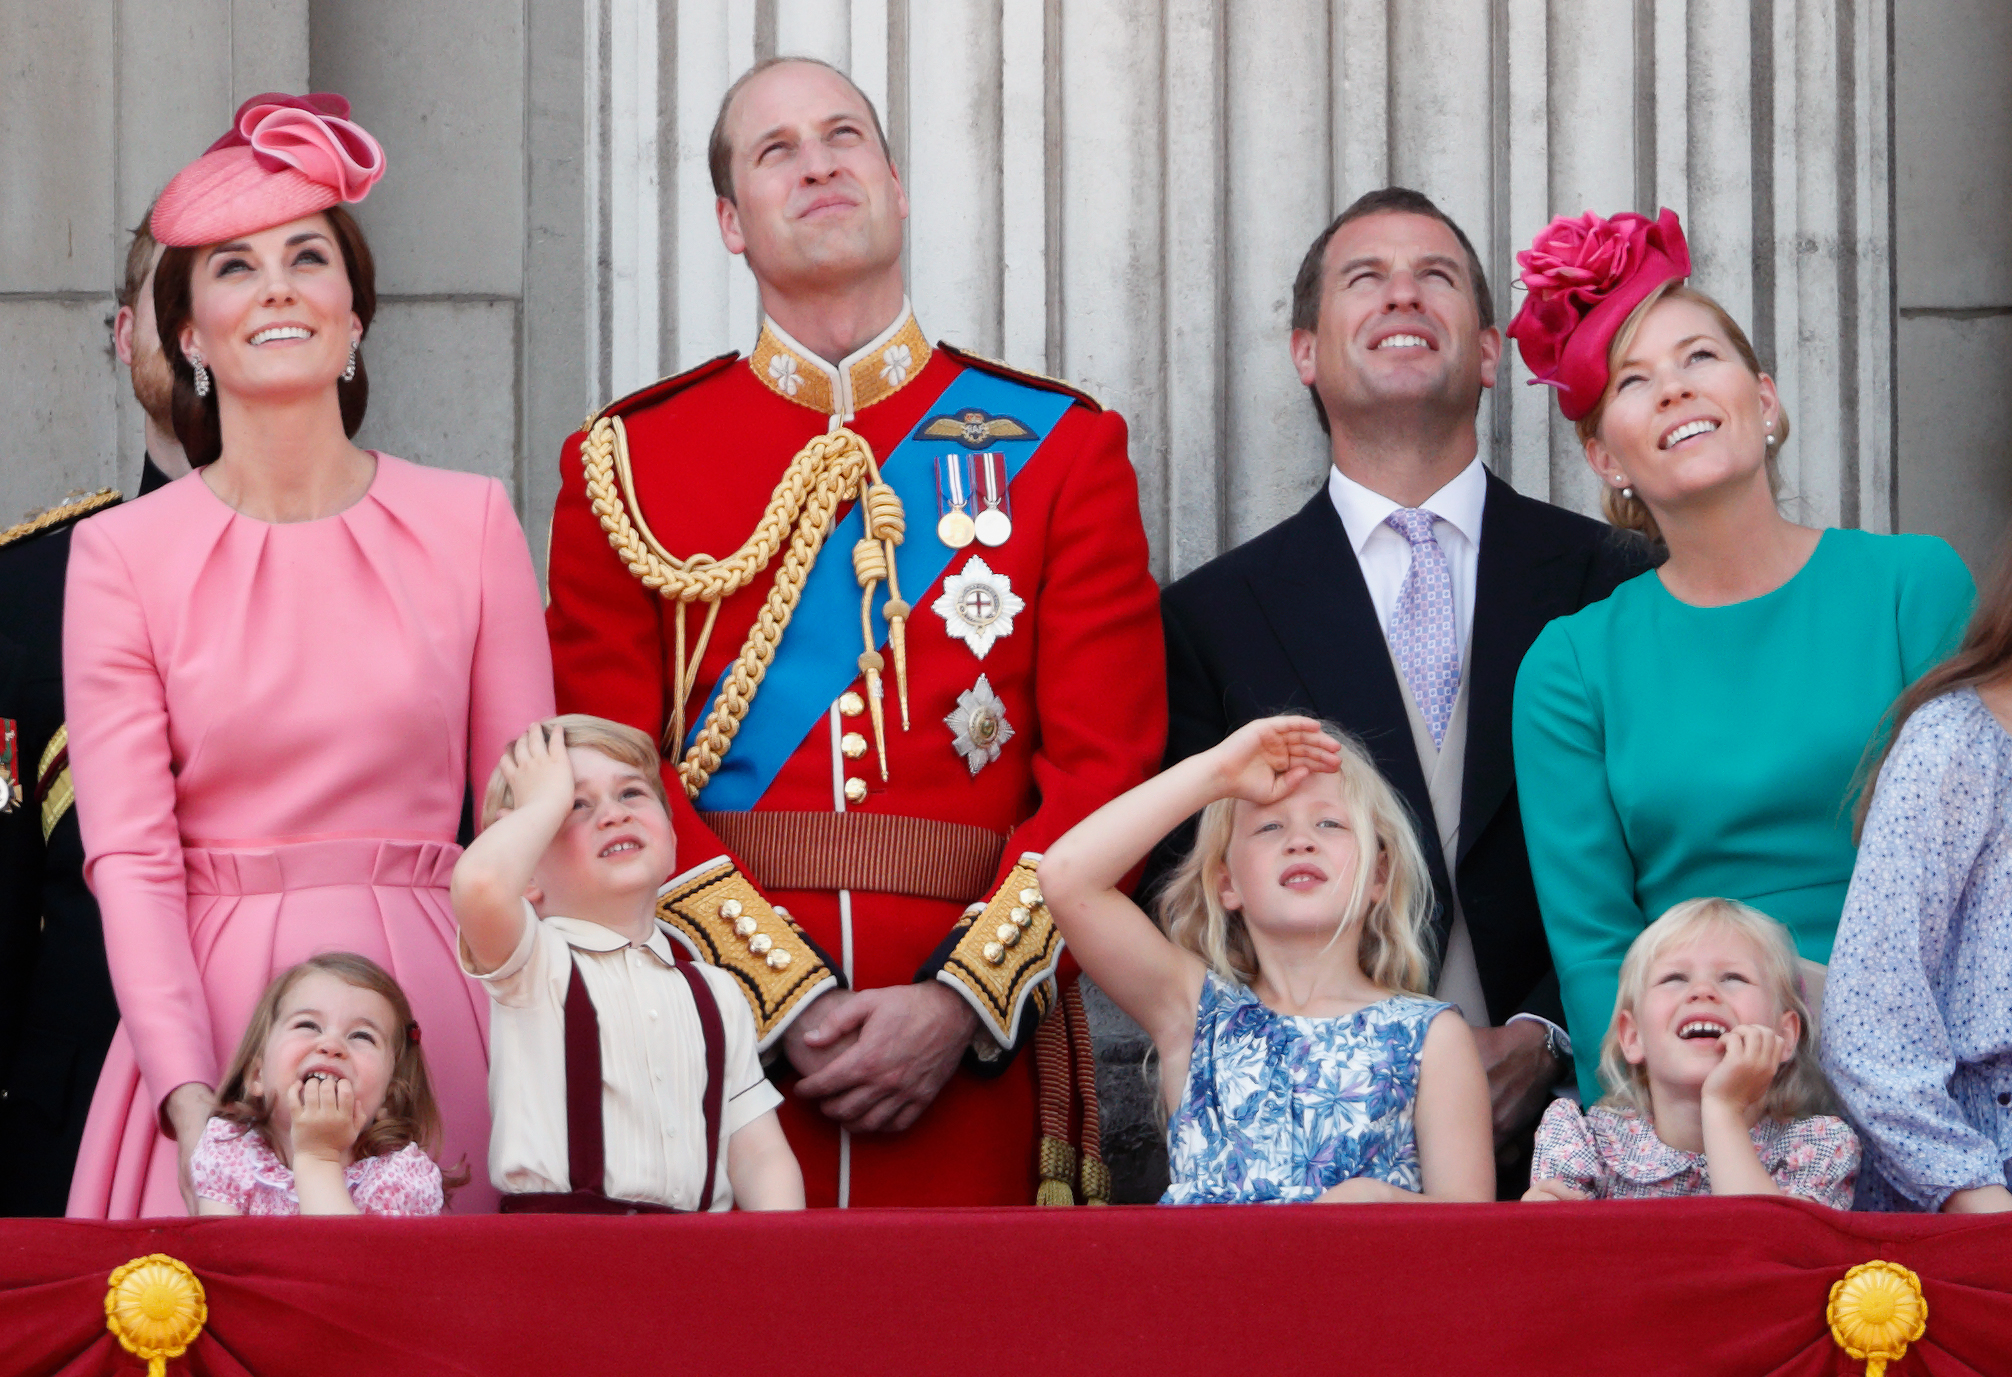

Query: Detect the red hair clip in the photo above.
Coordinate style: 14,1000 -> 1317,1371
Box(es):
406,1021 -> 422,1046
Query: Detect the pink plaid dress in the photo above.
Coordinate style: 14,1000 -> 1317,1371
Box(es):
189,1117 -> 443,1216
1531,1100 -> 1858,1206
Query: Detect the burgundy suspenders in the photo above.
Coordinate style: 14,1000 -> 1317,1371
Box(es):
502,947 -> 728,1215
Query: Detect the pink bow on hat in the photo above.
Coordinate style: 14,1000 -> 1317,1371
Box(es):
1505,208 -> 1691,422
152,92 -> 386,247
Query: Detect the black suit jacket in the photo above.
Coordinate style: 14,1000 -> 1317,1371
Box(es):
1157,470 -> 1655,1027
0,457 -> 170,1215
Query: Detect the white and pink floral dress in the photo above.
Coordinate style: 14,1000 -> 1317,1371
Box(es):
188,1117 -> 444,1216
1532,1100 -> 1859,1206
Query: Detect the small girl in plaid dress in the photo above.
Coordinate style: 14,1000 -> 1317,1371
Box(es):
1525,899 -> 1858,1206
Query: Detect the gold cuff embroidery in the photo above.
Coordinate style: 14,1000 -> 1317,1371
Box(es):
934,852 -> 1061,1048
37,724 -> 72,842
657,856 -> 836,1050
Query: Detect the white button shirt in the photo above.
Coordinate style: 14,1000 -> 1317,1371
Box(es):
465,907 -> 782,1210
1326,456 -> 1487,649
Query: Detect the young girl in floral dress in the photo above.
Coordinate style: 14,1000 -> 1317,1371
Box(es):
191,954 -> 453,1216
1524,899 -> 1857,1205
1040,716 -> 1493,1204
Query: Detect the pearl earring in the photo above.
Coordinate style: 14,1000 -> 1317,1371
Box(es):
190,355 -> 210,398
1622,487 -> 1635,501
342,342 -> 358,383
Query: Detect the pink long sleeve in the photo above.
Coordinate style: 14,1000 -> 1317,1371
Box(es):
467,480 -> 555,797
64,516 -> 219,1108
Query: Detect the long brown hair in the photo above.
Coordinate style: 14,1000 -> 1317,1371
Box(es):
153,205 -> 376,466
213,952 -> 463,1185
1856,536 -> 2012,838
1578,280 -> 1790,545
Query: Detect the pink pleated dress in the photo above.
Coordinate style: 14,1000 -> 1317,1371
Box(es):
62,455 -> 554,1217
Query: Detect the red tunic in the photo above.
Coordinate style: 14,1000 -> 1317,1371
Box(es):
545,313 -> 1165,1206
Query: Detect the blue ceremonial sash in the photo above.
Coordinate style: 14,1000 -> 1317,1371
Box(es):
687,367 -> 1075,812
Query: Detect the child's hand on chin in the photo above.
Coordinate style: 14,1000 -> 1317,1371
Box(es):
1701,1024 -> 1786,1115
289,1073 -> 365,1163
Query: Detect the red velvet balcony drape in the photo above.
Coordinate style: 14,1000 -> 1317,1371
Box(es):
4,1201 -> 2008,1376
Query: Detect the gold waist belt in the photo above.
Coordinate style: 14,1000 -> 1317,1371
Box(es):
698,811 -> 1008,904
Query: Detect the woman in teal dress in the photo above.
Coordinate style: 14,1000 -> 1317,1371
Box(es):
1503,210 -> 1974,1098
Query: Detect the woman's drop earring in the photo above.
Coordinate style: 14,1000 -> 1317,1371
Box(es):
1617,476 -> 1635,501
190,355 -> 210,398
343,342 -> 358,383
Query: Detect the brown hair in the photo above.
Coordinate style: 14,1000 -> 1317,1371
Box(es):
213,953 -> 465,1186
708,56 -> 892,203
1856,536 -> 2012,838
1596,898 -> 1835,1121
479,714 -> 670,831
1289,187 -> 1494,435
1154,723 -> 1435,996
1577,280 -> 1791,545
153,205 -> 376,467
118,208 -> 159,311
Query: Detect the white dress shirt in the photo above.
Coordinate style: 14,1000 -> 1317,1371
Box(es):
466,906 -> 782,1210
1326,456 -> 1487,649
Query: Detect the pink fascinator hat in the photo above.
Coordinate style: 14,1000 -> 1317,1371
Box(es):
151,93 -> 385,247
1505,208 -> 1690,421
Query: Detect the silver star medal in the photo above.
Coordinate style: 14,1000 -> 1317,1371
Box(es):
946,674 -> 1014,776
932,554 -> 1024,659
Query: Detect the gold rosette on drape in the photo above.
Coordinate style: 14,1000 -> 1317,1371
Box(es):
1828,1259 -> 1927,1377
105,1254 -> 207,1376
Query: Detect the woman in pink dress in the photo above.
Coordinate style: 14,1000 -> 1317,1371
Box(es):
63,94 -> 552,1217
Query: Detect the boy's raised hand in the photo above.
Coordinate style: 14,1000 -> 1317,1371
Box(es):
498,722 -> 575,818
1211,715 -> 1344,805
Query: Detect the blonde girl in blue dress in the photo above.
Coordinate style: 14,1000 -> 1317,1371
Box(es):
1040,716 -> 1493,1204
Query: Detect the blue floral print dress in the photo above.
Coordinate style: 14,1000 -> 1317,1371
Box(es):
1162,972 -> 1451,1204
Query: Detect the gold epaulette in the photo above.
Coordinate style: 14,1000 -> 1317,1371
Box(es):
38,725 -> 73,843
936,343 -> 1103,413
934,853 -> 1061,1048
579,352 -> 739,434
0,488 -> 120,550
657,855 -> 839,1051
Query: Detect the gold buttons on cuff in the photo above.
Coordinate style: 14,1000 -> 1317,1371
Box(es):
734,915 -> 758,938
841,731 -> 868,760
766,949 -> 792,971
1019,888 -> 1043,909
996,923 -> 1021,947
748,933 -> 773,955
1009,906 -> 1032,929
844,776 -> 869,805
838,691 -> 866,717
719,898 -> 744,921
982,941 -> 1007,964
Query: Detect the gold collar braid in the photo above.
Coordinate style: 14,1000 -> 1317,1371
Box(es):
581,415 -> 911,798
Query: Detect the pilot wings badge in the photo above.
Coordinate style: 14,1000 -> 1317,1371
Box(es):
918,408 -> 1036,450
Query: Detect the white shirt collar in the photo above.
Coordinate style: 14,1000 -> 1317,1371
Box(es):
1326,456 -> 1488,557
542,912 -> 679,967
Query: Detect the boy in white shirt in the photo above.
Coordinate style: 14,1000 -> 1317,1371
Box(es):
452,715 -> 803,1212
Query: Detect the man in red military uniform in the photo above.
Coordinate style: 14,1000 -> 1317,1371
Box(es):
544,56 -> 1164,1207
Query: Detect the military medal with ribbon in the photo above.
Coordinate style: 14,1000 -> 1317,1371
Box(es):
935,453 -> 976,549
972,451 -> 1013,547
0,719 -> 17,813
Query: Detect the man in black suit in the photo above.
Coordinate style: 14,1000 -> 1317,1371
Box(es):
0,210 -> 182,1215
1158,188 -> 1651,1192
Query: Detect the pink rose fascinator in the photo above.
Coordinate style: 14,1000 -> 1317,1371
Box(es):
150,93 -> 386,247
1505,208 -> 1691,421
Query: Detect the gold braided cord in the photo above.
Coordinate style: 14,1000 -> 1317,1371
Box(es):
582,414 -> 903,798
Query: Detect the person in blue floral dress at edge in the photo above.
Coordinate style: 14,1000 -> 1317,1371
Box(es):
1039,716 -> 1493,1204
1524,898 -> 1857,1205
1824,541 -> 2012,1214
1505,207 -> 1976,1101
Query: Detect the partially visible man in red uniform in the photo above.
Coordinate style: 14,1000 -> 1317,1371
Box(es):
544,56 -> 1165,1207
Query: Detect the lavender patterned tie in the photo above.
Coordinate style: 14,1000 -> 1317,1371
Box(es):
1383,509 -> 1461,747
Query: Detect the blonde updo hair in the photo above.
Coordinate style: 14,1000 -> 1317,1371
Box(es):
1596,897 -> 1833,1121
1577,280 -> 1791,545
1154,725 -> 1435,995
479,714 -> 669,830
